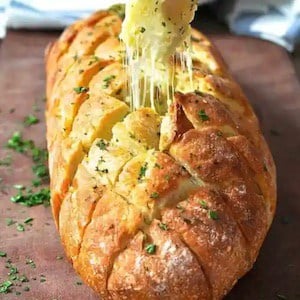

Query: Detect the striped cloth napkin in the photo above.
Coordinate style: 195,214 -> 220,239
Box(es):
0,0 -> 299,51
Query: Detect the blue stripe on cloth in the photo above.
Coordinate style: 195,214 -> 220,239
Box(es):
10,8 -> 80,22
285,17 -> 300,44
10,0 -> 93,16
8,1 -> 90,24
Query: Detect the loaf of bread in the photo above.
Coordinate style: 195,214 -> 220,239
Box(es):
45,8 -> 276,300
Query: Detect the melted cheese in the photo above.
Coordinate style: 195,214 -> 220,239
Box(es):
120,0 -> 198,112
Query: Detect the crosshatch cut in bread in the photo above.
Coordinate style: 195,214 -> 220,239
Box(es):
45,4 -> 276,300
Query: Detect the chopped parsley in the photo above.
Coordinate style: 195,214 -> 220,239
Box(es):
176,204 -> 185,212
158,223 -> 168,231
88,55 -> 100,65
7,263 -> 18,276
16,224 -> 25,232
11,188 -> 50,207
73,54 -> 79,61
138,163 -> 148,181
7,132 -> 33,153
96,139 -> 108,150
32,178 -> 42,187
0,280 -> 13,294
154,163 -> 162,169
73,86 -> 89,94
145,244 -> 156,255
6,218 -> 16,226
140,27 -> 146,33
164,174 -> 170,181
198,109 -> 209,122
6,132 -> 49,185
102,75 -> 116,89
150,192 -> 159,199
23,115 -> 39,127
0,260 -> 29,295
32,163 -> 48,180
24,217 -> 33,224
99,156 -> 105,164
18,276 -> 28,283
199,200 -> 208,209
129,132 -> 136,139
25,258 -> 36,268
208,210 -> 219,220
0,251 -> 7,257
31,147 -> 48,164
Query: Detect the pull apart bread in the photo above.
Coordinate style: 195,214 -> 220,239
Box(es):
45,8 -> 276,300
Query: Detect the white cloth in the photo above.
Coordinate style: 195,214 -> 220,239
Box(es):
0,0 -> 299,51
220,0 -> 300,51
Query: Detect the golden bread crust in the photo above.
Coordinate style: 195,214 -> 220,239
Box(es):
45,10 -> 276,300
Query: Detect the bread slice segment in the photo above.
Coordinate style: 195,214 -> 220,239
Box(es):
169,129 -> 269,259
50,95 -> 128,226
162,187 -> 250,299
74,189 -> 143,297
108,223 -> 211,299
59,164 -> 105,262
71,94 -> 129,151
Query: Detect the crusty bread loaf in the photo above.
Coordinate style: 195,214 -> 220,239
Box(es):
45,9 -> 276,300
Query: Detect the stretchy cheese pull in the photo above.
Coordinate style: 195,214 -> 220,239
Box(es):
121,0 -> 197,62
120,0 -> 198,112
